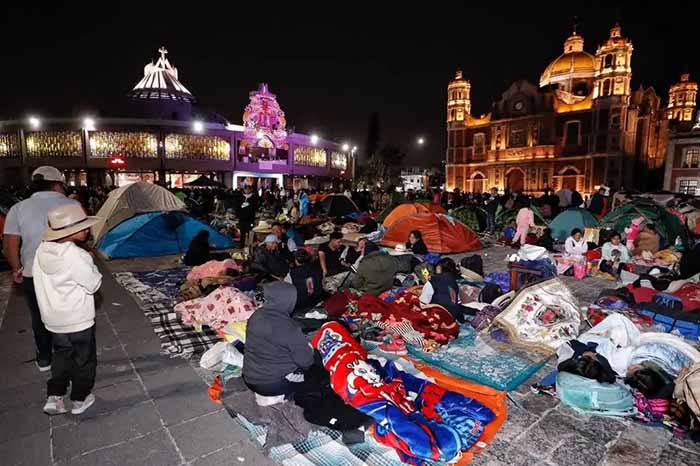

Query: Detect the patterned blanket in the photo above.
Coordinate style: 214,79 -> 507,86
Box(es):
408,326 -> 549,392
113,266 -> 220,357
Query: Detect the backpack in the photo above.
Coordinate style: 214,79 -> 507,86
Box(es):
674,363 -> 700,421
556,372 -> 636,417
478,283 -> 503,304
460,255 -> 484,277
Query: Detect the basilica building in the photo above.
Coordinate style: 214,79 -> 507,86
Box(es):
445,24 -> 681,195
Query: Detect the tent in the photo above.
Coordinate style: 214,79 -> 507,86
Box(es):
92,182 -> 186,244
184,176 -> 227,189
602,199 -> 688,246
322,194 -> 359,218
381,213 -> 481,253
383,203 -> 446,227
98,211 -> 233,259
548,208 -> 599,241
451,206 -> 487,232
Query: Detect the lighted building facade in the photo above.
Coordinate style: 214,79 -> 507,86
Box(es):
663,114 -> 700,195
445,24 -> 670,195
0,48 -> 353,190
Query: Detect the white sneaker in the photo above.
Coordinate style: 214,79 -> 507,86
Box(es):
254,393 -> 286,407
43,396 -> 68,415
36,361 -> 52,373
71,393 -> 95,415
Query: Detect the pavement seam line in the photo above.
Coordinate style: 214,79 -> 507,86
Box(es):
102,306 -> 188,465
168,407 -> 225,428
50,398 -> 154,430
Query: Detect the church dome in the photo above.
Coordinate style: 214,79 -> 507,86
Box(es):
539,33 -> 595,88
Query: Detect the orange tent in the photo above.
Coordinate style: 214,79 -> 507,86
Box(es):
308,193 -> 328,203
383,203 -> 446,227
381,213 -> 481,253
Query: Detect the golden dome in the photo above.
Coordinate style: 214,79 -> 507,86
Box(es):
539,33 -> 595,88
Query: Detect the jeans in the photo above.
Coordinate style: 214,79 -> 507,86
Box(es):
486,213 -> 496,233
22,278 -> 53,364
47,326 -> 97,402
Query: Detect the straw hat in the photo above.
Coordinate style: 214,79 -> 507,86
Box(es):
252,220 -> 273,233
43,203 -> 99,241
386,243 -> 412,256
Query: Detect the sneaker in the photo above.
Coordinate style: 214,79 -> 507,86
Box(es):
71,393 -> 95,415
43,396 -> 68,415
36,360 -> 51,373
379,336 -> 408,356
255,393 -> 286,407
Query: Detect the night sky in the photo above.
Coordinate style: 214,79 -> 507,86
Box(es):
2,3 -> 698,167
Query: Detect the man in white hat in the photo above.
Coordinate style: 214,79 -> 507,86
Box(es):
33,203 -> 102,415
2,166 -> 79,372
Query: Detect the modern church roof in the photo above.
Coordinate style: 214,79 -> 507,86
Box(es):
130,47 -> 196,103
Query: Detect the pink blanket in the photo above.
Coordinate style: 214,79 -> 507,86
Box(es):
175,286 -> 257,332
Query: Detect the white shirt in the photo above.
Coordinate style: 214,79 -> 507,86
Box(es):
419,281 -> 434,304
3,191 -> 79,277
564,237 -> 588,258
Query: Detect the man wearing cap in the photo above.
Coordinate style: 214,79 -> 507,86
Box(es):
2,166 -> 79,372
251,234 -> 290,279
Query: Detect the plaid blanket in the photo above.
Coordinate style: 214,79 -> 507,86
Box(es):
114,266 -> 221,357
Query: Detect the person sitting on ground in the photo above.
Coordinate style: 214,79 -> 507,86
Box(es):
318,232 -> 348,277
406,230 -> 428,255
351,241 -> 398,296
537,227 -> 555,251
252,234 -> 290,279
243,281 -> 315,400
564,228 -> 588,259
557,313 -> 700,397
633,223 -> 661,256
184,230 -> 211,266
272,222 -> 295,259
34,203 -> 103,415
599,231 -> 630,276
419,257 -> 473,323
285,249 -> 324,311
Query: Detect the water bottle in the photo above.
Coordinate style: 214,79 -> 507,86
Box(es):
674,236 -> 684,252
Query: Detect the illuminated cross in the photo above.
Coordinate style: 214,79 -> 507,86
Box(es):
572,16 -> 579,35
158,46 -> 168,61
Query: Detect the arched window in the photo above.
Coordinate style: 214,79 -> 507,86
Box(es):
604,54 -> 614,68
472,173 -> 485,193
602,79 -> 612,96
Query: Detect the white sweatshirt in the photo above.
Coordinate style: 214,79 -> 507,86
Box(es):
32,242 -> 103,334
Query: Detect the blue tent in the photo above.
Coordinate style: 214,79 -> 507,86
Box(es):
548,208 -> 599,241
98,212 -> 233,259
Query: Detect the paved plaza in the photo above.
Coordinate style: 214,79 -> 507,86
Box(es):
0,246 -> 698,465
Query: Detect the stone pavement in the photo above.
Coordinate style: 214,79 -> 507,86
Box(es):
0,262 -> 274,466
1,245 -> 699,466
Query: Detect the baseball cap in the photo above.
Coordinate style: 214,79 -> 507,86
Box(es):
32,166 -> 66,183
264,234 -> 281,244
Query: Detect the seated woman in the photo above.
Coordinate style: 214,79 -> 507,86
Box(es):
599,231 -> 630,276
351,241 -> 398,296
633,223 -> 661,256
419,258 -> 473,323
243,282 -> 315,400
564,228 -> 588,259
557,313 -> 700,397
406,230 -> 428,255
285,249 -> 324,311
184,230 -> 211,266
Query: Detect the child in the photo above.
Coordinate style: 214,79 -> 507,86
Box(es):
33,203 -> 102,415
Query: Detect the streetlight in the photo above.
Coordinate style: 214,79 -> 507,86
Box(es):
310,134 -> 319,145
83,117 -> 96,131
417,137 -> 425,146
193,120 -> 204,133
28,116 -> 41,129
342,143 -> 350,152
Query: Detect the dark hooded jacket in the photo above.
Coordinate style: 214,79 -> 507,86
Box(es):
351,250 -> 398,296
243,282 -> 314,386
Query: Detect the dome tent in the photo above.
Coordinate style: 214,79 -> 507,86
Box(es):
381,213 -> 481,254
548,208 -> 599,241
98,211 -> 233,259
322,194 -> 359,218
92,181 -> 186,245
383,203 -> 446,227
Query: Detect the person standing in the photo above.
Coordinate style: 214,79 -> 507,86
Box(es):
237,185 -> 256,249
511,201 -> 535,248
34,203 -> 102,415
485,187 -> 500,234
2,166 -> 79,372
588,187 -> 606,217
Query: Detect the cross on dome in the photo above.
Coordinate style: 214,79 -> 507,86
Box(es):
159,46 -> 168,60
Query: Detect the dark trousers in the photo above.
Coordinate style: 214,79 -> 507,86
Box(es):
486,212 -> 497,233
22,278 -> 53,364
47,326 -> 97,402
239,222 -> 251,248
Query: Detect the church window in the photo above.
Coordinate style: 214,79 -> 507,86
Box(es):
604,54 -> 614,68
473,133 -> 485,156
564,121 -> 580,146
679,180 -> 698,195
602,79 -> 612,96
611,114 -> 621,129
509,129 -> 525,147
683,147 -> 700,168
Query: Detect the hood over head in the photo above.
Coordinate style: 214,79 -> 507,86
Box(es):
36,242 -> 75,275
263,281 -> 297,315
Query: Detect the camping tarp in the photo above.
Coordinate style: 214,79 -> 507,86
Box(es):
601,199 -> 688,246
98,211 -> 233,259
321,194 -> 359,218
92,182 -> 186,244
383,203 -> 446,227
548,208 -> 599,241
381,213 -> 481,253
